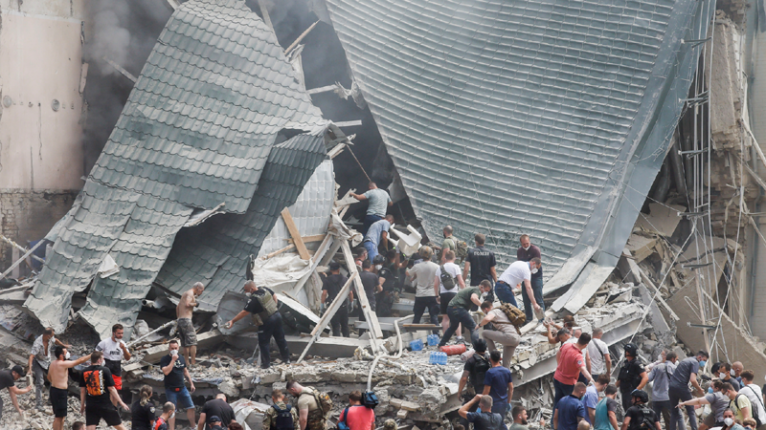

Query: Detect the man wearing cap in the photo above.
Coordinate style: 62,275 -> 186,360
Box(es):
207,415 -> 226,430
616,344 -> 648,412
0,365 -> 32,420
321,261 -> 353,337
621,390 -> 661,430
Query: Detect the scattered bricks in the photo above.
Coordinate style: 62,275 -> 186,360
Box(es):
399,400 -> 421,412
397,409 -> 409,419
390,398 -> 403,409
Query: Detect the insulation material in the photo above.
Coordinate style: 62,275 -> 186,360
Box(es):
323,0 -> 713,294
258,160 -> 335,257
707,17 -> 744,149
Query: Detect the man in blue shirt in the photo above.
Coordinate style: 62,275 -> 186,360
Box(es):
459,395 -> 503,430
483,351 -> 513,430
554,382 -> 587,430
363,215 -> 394,263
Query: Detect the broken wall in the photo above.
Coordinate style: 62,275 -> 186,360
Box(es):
0,0 -> 89,268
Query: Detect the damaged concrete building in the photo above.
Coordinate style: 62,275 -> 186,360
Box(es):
0,0 -> 765,427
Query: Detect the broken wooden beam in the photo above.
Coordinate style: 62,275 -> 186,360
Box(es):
286,234 -> 326,245
281,208 -> 311,260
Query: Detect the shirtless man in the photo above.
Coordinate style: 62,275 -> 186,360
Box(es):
177,282 -> 204,366
48,346 -> 91,430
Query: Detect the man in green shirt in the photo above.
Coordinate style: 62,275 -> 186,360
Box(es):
441,225 -> 457,264
438,280 -> 492,347
510,405 -> 530,430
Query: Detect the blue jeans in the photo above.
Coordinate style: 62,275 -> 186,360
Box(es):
439,306 -> 477,346
491,401 -> 510,430
521,277 -> 545,323
363,240 -> 378,263
362,214 -> 383,237
259,312 -> 291,368
165,386 -> 194,410
494,281 -> 518,307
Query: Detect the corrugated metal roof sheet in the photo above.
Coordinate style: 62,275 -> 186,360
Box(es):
324,0 -> 711,291
155,133 -> 330,310
25,0 -> 328,337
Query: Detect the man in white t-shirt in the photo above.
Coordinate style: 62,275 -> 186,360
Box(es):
407,246 -> 440,334
496,259 -> 541,311
739,370 -> 766,426
433,250 -> 466,337
586,328 -> 611,379
95,324 -> 132,391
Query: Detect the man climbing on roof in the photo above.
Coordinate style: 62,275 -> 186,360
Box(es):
363,214 -> 394,263
176,282 -> 204,366
350,182 -> 392,236
224,281 -> 291,369
516,235 -> 545,324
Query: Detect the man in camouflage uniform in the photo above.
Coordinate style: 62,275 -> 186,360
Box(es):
263,389 -> 299,430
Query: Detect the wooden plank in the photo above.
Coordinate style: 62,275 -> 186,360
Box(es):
281,208 -> 311,260
286,234 -> 326,245
290,235 -> 335,297
296,271 -> 358,363
341,241 -> 384,340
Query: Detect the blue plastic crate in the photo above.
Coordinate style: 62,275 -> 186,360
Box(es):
410,339 -> 424,351
429,351 -> 448,365
427,334 -> 439,346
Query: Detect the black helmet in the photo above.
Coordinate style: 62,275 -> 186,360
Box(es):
624,343 -> 638,357
373,255 -> 386,264
631,389 -> 649,404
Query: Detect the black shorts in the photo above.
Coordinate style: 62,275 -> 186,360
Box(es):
86,404 -> 122,427
50,386 -> 68,418
440,292 -> 457,314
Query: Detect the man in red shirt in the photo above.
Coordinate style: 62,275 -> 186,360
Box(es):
554,332 -> 595,409
338,391 -> 375,430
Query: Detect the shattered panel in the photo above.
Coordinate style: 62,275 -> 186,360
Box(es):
88,0 -> 324,214
324,0 -> 712,290
156,133 -> 329,310
25,0 -> 328,333
77,197 -> 194,338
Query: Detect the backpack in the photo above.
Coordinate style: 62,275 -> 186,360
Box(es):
745,386 -> 765,427
361,391 -> 379,409
272,404 -> 295,430
304,387 -> 333,430
455,240 -> 469,261
440,265 -> 456,290
630,405 -> 656,430
470,353 -> 491,390
498,303 -> 526,334
337,407 -> 355,430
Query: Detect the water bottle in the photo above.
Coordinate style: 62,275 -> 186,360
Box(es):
427,334 -> 439,346
429,351 -> 447,365
410,339 -> 424,351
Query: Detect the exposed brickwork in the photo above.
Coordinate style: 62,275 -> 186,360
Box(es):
0,190 -> 79,272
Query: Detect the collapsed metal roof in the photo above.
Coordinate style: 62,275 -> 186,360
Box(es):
24,0 -> 328,337
322,0 -> 712,303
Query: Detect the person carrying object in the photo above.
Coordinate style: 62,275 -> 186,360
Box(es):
516,235 -> 545,323
337,391 -> 375,430
478,299 -> 523,367
362,215 -> 394,263
264,389 -> 299,430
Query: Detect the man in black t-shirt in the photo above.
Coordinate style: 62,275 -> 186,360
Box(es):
79,351 -> 129,430
458,340 -> 492,426
224,281 -> 291,369
463,234 -> 498,287
517,235 -> 544,323
357,260 -> 380,334
198,394 -> 235,430
160,340 -> 197,429
0,365 -> 32,420
616,344 -> 648,412
321,261 -> 353,337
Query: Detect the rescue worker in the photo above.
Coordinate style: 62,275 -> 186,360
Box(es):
621,390 -> 661,430
321,261 -> 353,337
616,344 -> 649,412
95,324 -> 131,392
224,281 -> 290,369
458,339 -> 491,427
286,381 -> 327,430
479,301 -> 522,367
438,279 -> 492,347
516,235 -> 545,323
264,389 -> 299,430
